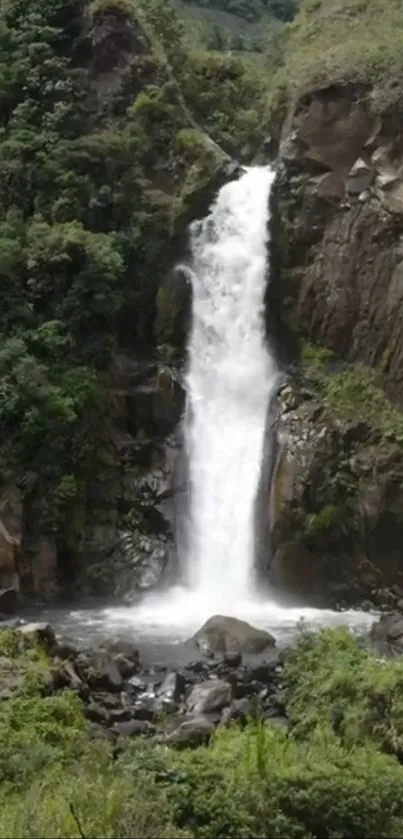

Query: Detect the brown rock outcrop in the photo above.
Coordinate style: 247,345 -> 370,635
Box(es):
272,84 -> 403,401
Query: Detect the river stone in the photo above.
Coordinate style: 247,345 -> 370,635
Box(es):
85,702 -> 110,724
86,655 -> 123,692
371,613 -> 403,650
221,697 -> 255,726
18,622 -> 55,649
192,614 -> 276,654
159,670 -> 186,702
166,716 -> 214,749
114,653 -> 137,679
186,679 -> 231,714
112,719 -> 155,737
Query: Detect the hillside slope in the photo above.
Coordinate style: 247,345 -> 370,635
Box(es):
175,0 -> 299,51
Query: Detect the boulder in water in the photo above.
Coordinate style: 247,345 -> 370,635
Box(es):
192,614 -> 276,655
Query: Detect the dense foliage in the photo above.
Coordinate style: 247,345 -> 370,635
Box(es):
0,0 -> 266,569
4,627 -> 403,837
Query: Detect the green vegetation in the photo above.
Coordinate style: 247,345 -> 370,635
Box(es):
0,0 -> 268,573
181,0 -> 298,24
4,627 -> 403,836
302,342 -> 403,445
176,0 -> 299,53
286,627 -> 403,758
278,343 -> 403,548
181,51 -> 266,156
265,0 -> 403,120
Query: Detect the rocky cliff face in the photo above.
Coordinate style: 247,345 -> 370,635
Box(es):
268,84 -> 403,608
273,84 -> 403,398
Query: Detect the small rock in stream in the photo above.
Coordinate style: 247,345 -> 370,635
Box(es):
192,614 -> 276,655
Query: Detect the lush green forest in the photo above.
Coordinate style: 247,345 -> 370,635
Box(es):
0,0 -> 266,576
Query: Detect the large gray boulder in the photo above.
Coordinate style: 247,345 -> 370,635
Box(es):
192,614 -> 276,655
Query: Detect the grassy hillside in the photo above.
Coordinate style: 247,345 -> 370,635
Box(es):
266,0 -> 403,118
175,0 -> 299,52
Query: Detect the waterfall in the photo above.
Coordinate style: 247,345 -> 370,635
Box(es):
100,164 -> 375,637
183,165 -> 278,602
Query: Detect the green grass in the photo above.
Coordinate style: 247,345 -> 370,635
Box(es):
266,0 -> 403,119
302,342 -> 403,445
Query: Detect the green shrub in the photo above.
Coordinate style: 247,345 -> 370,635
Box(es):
141,722 -> 403,838
0,690 -> 87,790
285,627 -> 403,758
303,343 -> 403,445
0,743 -> 189,839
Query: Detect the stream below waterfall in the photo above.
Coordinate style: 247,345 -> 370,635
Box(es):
22,592 -> 374,669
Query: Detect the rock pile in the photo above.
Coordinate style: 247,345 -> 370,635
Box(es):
0,615 -> 287,748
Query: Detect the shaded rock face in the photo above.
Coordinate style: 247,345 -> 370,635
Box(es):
268,382 -> 403,609
88,10 -> 152,126
272,84 -> 403,401
192,615 -> 276,654
76,354 -> 187,598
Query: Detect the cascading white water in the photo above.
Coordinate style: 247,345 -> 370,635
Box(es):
184,165 -> 278,601
94,165 -> 374,640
